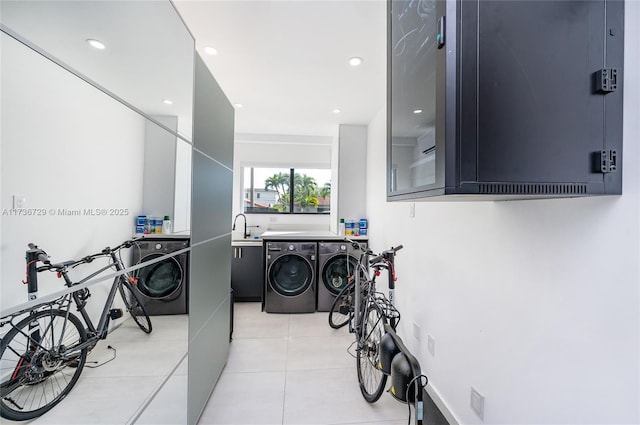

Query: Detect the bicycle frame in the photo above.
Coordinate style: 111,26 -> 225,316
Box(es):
5,249 -> 131,360
56,252 -> 130,355
0,240 -> 151,421
353,249 -> 398,333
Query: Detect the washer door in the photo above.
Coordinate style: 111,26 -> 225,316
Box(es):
322,255 -> 358,295
136,253 -> 183,299
268,254 -> 313,296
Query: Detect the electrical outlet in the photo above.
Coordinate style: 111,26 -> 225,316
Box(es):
470,387 -> 485,420
409,202 -> 415,218
269,216 -> 277,223
412,322 -> 421,341
13,195 -> 26,209
427,334 -> 435,356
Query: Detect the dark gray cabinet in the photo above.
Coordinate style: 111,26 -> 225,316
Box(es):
231,244 -> 263,301
387,0 -> 624,200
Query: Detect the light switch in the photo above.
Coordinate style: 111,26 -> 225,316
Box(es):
13,195 -> 27,209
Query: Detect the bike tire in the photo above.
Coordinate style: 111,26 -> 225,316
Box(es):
0,309 -> 88,421
328,281 -> 355,329
356,302 -> 388,403
118,278 -> 152,334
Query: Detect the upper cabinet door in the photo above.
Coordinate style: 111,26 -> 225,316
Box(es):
387,0 -> 441,198
387,0 -> 624,200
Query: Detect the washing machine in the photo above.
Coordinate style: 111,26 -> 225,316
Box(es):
317,241 -> 367,311
130,238 -> 189,315
265,241 -> 317,313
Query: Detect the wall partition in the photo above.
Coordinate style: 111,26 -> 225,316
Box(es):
0,1 -> 235,424
188,54 -> 235,424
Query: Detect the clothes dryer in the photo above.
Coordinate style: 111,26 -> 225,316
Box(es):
130,238 -> 189,315
264,241 -> 316,313
317,241 -> 367,311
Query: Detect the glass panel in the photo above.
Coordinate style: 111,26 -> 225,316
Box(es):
322,256 -> 358,294
389,0 -> 438,193
269,256 -> 312,296
294,168 -> 331,213
244,167 -> 291,213
136,255 -> 183,299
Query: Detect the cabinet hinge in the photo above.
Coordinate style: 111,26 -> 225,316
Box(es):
593,149 -> 618,173
594,68 -> 618,93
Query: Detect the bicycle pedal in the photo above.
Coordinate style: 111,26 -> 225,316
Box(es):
109,308 -> 123,320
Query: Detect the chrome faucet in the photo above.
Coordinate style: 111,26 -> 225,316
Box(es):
232,213 -> 250,239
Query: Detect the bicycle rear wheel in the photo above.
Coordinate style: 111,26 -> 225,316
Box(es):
0,309 -> 88,421
328,281 -> 355,329
118,279 -> 152,334
356,302 -> 388,402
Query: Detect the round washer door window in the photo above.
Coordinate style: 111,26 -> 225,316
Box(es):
322,255 -> 358,295
268,254 -> 313,296
137,254 -> 183,299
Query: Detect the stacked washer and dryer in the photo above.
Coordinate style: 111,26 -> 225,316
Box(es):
129,238 -> 189,315
264,239 -> 366,313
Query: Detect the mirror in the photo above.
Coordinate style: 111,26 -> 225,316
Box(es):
0,0 -> 194,142
1,1 -> 193,423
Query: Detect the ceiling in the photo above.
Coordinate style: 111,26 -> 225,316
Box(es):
173,0 -> 387,138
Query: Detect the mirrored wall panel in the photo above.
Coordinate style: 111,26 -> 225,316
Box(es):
1,1 -> 194,423
0,0 -> 194,141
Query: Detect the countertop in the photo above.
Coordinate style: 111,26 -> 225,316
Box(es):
232,240 -> 263,247
133,230 -> 191,240
260,230 -> 367,241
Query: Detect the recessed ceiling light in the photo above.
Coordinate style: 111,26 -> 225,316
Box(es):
204,46 -> 218,55
234,103 -> 243,108
349,57 -> 363,67
413,109 -> 423,114
162,99 -> 174,105
86,39 -> 106,50
332,108 -> 341,114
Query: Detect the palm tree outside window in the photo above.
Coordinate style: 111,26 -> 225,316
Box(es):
242,167 -> 331,214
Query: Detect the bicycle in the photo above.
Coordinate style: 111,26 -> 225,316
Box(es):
0,240 -> 152,421
329,245 -> 428,424
329,245 -> 403,402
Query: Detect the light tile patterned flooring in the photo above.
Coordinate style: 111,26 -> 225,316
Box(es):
1,304 -> 410,425
1,314 -> 188,425
198,302 -> 408,425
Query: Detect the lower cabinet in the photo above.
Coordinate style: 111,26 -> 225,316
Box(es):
231,244 -> 263,301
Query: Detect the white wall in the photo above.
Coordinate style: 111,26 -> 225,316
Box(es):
337,124 -> 367,223
364,4 -> 640,423
0,33 -> 146,319
231,134 -> 333,235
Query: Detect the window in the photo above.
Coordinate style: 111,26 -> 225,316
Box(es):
243,167 -> 331,214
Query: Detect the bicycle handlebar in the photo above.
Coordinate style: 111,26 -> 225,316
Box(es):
30,240 -> 136,272
368,245 -> 403,265
27,243 -> 50,264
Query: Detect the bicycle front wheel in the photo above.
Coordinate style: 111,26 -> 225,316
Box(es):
328,281 -> 355,329
0,309 -> 88,421
118,279 -> 152,334
356,302 -> 388,403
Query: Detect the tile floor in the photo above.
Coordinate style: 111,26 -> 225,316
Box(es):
198,302 -> 409,425
2,304 -> 411,425
1,314 -> 188,425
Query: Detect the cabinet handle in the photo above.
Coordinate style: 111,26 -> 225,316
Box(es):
238,247 -> 242,259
